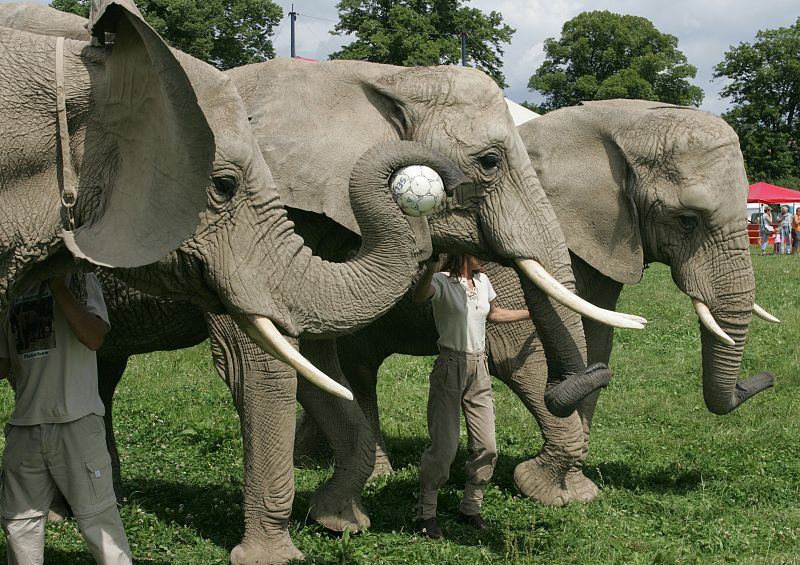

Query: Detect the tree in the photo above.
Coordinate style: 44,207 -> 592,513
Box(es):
528,11 -> 704,112
330,0 -> 514,87
50,0 -> 283,70
714,18 -> 800,189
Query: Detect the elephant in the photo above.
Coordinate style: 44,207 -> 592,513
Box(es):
28,52 -> 651,547
1,2 -> 476,563
298,99 -> 777,507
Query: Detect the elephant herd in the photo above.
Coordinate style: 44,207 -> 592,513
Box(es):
0,2 -> 777,563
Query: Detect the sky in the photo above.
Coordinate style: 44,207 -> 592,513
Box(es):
269,0 -> 798,115
7,0 -> 798,115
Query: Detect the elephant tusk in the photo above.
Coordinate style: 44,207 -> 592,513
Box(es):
237,315 -> 354,401
753,303 -> 780,323
692,299 -> 736,346
515,259 -> 646,330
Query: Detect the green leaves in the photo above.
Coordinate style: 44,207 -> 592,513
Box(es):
51,0 -> 283,70
528,10 -> 703,112
330,0 -> 514,87
714,18 -> 800,189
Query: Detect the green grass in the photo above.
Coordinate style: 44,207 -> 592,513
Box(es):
1,249 -> 798,564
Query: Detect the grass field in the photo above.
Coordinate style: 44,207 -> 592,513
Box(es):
1,250 -> 798,564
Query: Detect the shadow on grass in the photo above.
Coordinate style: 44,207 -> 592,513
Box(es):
123,478 -> 243,552
37,546 -> 170,565
586,461 -> 708,494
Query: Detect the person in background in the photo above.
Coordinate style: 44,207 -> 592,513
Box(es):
0,273 -> 132,565
760,206 -> 773,256
778,205 -> 792,254
412,254 -> 530,540
774,229 -> 782,255
793,208 -> 800,256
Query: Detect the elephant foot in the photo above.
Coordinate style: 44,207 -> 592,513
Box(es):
545,363 -> 613,418
564,467 -> 599,503
309,483 -> 371,532
368,451 -> 394,481
229,538 -> 303,565
513,458 -> 570,507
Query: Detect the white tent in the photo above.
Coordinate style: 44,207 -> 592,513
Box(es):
504,98 -> 539,126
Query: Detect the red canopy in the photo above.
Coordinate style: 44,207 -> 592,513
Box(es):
748,182 -> 800,204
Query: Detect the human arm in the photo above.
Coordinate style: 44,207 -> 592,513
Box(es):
487,300 -> 531,324
48,275 -> 109,351
413,255 -> 440,303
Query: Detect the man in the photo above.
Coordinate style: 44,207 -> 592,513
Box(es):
412,254 -> 530,539
0,273 -> 132,564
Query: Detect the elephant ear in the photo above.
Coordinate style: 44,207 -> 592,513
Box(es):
521,101 -> 644,284
62,0 -> 214,268
228,59 -> 409,237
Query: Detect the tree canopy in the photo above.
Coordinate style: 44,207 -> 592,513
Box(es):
50,0 -> 283,70
528,10 -> 704,112
714,18 -> 800,190
330,0 -> 514,87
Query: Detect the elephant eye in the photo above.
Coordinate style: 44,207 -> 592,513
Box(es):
478,153 -> 500,171
212,175 -> 238,199
678,214 -> 700,232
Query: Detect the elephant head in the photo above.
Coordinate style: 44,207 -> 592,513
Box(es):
0,1 -> 465,400
521,99 -> 774,414
227,59 -> 649,413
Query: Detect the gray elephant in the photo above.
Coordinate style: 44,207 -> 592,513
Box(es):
50,54 -> 647,542
317,99 -> 776,507
1,3 -> 474,563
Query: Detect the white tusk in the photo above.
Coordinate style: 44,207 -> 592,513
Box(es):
692,299 -> 736,346
753,303 -> 780,323
238,315 -> 354,401
515,259 -> 646,330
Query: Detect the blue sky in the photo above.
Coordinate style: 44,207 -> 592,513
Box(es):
8,0 -> 798,115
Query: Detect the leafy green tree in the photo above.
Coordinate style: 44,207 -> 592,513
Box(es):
50,0 -> 282,70
528,10 -> 704,112
714,18 -> 800,188
330,0 -> 514,87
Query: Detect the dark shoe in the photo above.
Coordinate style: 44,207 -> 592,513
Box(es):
457,511 -> 488,530
416,517 -> 443,539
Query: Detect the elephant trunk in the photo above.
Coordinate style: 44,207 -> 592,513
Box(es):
691,252 -> 774,414
700,323 -> 774,415
282,141 -> 465,338
480,164 -> 612,415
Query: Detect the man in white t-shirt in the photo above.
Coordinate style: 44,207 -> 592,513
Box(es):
412,254 -> 530,539
0,273 -> 132,565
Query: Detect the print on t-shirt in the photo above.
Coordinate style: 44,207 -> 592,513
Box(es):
9,289 -> 56,360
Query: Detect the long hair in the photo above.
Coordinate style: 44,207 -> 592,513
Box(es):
442,254 -> 478,281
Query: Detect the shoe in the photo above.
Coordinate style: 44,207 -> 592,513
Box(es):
416,517 -> 443,539
457,511 -> 488,530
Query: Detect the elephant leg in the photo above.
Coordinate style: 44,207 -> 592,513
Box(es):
489,334 -> 595,506
294,409 -> 334,467
97,357 -> 129,504
337,335 -> 393,477
297,339 -> 373,532
207,314 -> 303,565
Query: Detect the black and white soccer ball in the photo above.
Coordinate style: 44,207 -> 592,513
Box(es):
389,165 -> 445,217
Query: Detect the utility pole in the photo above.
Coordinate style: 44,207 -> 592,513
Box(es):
290,5 -> 297,58
460,32 -> 467,66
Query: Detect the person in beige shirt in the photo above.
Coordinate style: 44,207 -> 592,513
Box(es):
0,274 -> 132,565
412,254 -> 530,539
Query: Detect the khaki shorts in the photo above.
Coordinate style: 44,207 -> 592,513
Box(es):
1,414 -> 116,520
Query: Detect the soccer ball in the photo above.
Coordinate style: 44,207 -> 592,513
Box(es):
389,165 -> 445,217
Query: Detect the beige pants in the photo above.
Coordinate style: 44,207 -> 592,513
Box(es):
416,348 -> 497,520
0,414 -> 132,565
